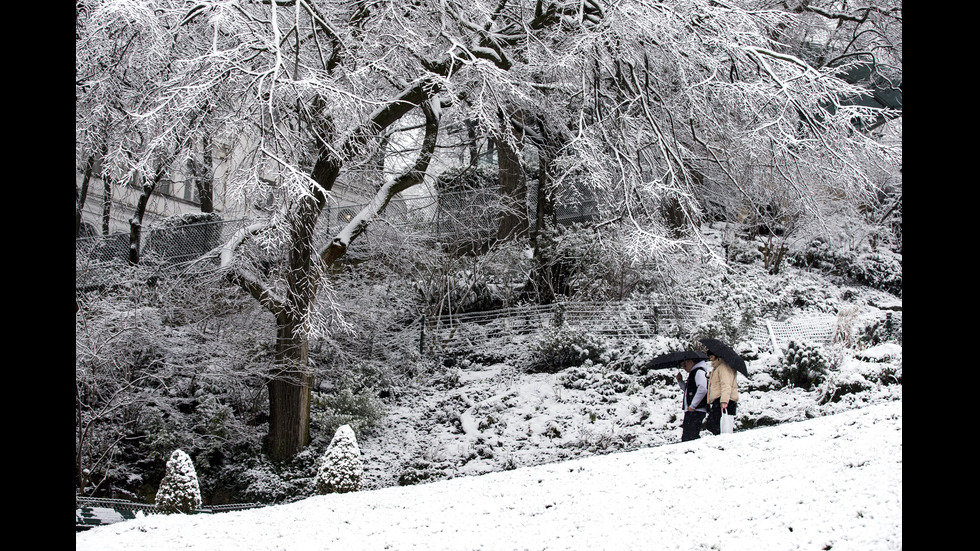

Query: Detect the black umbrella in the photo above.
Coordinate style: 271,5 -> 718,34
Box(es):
644,350 -> 709,371
699,338 -> 748,377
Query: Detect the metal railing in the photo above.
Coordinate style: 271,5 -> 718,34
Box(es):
421,298 -> 848,355
76,496 -> 265,530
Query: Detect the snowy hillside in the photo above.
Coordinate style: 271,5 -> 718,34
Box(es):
357,338 -> 901,491
76,399 -> 902,550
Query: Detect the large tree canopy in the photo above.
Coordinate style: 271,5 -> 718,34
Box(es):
76,0 -> 900,460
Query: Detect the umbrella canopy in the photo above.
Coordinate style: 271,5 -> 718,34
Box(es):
699,338 -> 748,377
644,350 -> 709,371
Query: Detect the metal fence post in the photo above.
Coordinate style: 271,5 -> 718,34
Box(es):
766,320 -> 780,357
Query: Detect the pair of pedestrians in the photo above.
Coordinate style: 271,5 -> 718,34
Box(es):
675,351 -> 739,442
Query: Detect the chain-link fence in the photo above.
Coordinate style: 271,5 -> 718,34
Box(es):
312,189 -> 599,246
75,219 -> 250,290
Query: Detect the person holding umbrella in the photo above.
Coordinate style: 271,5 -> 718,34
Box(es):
675,356 -> 711,442
700,338 -> 747,435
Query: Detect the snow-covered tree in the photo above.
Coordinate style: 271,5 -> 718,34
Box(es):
76,0 -> 899,462
313,425 -> 363,495
155,449 -> 203,514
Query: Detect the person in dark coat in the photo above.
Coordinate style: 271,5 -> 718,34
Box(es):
675,357 -> 710,442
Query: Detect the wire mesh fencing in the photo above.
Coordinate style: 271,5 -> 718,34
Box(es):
422,298 -> 844,356
420,297 -> 712,353
75,219 -> 251,289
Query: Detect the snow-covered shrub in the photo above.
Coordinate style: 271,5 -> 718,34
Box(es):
742,353 -> 781,391
725,236 -> 764,265
690,303 -> 759,349
790,236 -> 841,272
560,362 -> 638,397
614,335 -> 689,375
239,461 -> 289,503
155,449 -> 202,514
310,388 -> 384,447
397,460 -> 447,486
845,252 -> 902,297
790,238 -> 902,297
528,324 -> 607,373
744,370 -> 777,392
818,371 -> 874,405
313,424 -> 363,494
540,224 -> 663,301
234,448 -> 321,503
777,340 -> 829,390
856,313 -> 902,347
735,340 -> 761,361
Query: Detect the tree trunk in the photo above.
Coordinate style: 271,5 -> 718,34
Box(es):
495,113 -> 528,241
531,122 -> 561,302
128,166 -> 165,265
266,313 -> 312,461
264,123 -> 333,459
128,179 -> 155,265
76,155 -> 95,238
191,135 -> 215,213
102,175 -> 112,235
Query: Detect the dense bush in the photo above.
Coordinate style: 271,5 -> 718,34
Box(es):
538,224 -> 665,301
790,238 -> 902,296
313,425 -> 363,494
397,460 -> 448,486
856,312 -> 903,347
777,340 -> 829,390
528,324 -> 609,373
155,449 -> 203,514
560,361 -> 639,397
310,388 -> 385,447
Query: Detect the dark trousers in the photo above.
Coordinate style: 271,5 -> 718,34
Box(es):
706,399 -> 738,436
681,410 -> 707,442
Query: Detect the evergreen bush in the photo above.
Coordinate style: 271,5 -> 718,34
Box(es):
528,324 -> 607,373
155,449 -> 203,514
776,340 -> 828,390
790,238 -> 902,296
397,460 -> 446,486
313,425 -> 363,494
857,313 -> 902,347
310,389 -> 385,447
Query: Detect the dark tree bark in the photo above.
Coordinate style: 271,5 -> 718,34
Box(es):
190,135 -> 215,213
266,311 -> 312,460
494,111 -> 529,242
76,155 -> 95,238
102,175 -> 112,236
128,167 -> 164,265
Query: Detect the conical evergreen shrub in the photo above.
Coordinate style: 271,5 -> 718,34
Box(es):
313,424 -> 363,494
155,449 -> 203,514
777,340 -> 828,390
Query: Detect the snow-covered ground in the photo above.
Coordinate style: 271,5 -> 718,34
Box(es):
76,216 -> 903,548
76,398 -> 902,550
356,340 -> 902,491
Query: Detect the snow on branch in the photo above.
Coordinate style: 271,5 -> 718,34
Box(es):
320,97 -> 443,265
220,222 -> 268,268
